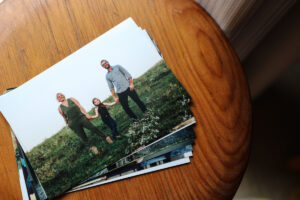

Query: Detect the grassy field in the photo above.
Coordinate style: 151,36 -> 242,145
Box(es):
26,60 -> 193,198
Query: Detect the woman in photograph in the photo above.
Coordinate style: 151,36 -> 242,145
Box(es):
91,98 -> 121,139
57,93 -> 113,154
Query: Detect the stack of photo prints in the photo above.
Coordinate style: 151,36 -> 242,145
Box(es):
0,18 -> 196,200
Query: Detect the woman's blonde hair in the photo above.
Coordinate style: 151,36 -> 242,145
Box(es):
56,93 -> 65,99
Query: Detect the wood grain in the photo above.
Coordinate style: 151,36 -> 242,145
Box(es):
0,0 -> 251,199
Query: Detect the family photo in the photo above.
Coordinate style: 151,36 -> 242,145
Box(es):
0,19 -> 195,198
31,59 -> 193,198
56,59 -> 149,155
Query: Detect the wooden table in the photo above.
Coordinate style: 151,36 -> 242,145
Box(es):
0,0 -> 252,199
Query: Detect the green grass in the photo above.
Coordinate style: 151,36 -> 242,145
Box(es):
26,60 -> 193,198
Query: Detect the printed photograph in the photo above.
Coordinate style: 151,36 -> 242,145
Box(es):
78,125 -> 195,186
13,129 -> 193,197
70,145 -> 193,192
11,133 -> 47,200
0,18 -> 194,198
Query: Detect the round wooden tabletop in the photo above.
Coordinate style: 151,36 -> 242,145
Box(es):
0,0 -> 252,199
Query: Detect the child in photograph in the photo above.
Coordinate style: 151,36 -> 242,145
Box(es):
57,93 -> 113,154
91,98 -> 121,139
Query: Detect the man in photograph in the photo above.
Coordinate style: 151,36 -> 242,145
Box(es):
101,59 -> 147,119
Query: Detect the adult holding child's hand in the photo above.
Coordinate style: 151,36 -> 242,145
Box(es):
85,113 -> 92,119
101,59 -> 146,120
57,93 -> 113,153
90,98 -> 121,139
114,97 -> 120,103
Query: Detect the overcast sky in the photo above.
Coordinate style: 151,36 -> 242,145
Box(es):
0,18 -> 162,152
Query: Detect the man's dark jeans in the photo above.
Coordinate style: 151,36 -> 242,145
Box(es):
118,88 -> 146,119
